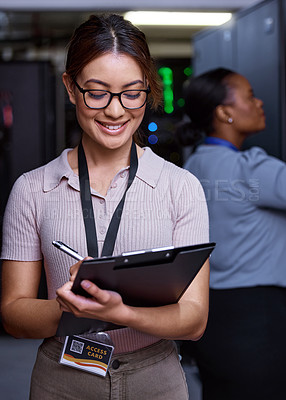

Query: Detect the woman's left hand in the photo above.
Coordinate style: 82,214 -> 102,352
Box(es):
56,279 -> 130,325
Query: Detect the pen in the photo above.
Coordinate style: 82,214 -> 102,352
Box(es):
52,240 -> 84,261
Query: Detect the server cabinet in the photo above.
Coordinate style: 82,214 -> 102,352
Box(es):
192,0 -> 286,160
193,21 -> 236,75
0,61 -> 57,233
0,62 -> 57,330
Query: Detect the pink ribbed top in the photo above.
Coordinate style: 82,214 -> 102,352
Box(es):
1,146 -> 209,354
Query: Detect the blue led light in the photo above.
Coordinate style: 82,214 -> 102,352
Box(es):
148,134 -> 158,145
148,122 -> 158,132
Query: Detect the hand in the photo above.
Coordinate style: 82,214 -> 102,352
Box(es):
69,256 -> 93,282
56,279 -> 131,326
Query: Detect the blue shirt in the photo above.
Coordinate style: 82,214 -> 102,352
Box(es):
184,144 -> 286,289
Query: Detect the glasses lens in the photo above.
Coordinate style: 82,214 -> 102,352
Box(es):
121,90 -> 147,109
84,90 -> 148,109
85,90 -> 110,109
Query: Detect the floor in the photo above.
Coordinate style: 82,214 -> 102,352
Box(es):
0,333 -> 202,400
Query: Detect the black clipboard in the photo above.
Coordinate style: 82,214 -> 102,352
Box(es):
56,242 -> 215,336
72,241 -> 216,306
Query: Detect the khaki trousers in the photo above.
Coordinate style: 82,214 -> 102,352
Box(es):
30,337 -> 188,400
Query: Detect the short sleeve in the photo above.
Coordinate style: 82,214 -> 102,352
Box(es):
240,147 -> 286,209
172,171 -> 209,247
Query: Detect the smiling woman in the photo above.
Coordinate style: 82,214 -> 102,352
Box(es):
63,52 -> 148,159
0,14 -> 210,400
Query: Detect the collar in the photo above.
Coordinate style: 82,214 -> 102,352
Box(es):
204,136 -> 239,152
43,149 -> 74,192
136,146 -> 164,188
43,146 -> 164,193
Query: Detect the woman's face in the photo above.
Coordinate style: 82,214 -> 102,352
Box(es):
65,52 -> 147,151
225,74 -> 266,134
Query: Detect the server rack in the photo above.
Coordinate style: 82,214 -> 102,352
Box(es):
192,0 -> 286,160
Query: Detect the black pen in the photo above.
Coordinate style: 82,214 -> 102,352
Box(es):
52,240 -> 84,261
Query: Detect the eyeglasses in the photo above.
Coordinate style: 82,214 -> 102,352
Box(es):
73,80 -> 150,110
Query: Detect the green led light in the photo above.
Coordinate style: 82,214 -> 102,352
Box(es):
177,98 -> 185,107
158,66 -> 174,114
184,66 -> 193,77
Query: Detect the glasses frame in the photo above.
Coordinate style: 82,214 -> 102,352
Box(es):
73,79 -> 150,110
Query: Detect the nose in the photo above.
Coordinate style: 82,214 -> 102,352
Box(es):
256,97 -> 263,108
104,96 -> 125,119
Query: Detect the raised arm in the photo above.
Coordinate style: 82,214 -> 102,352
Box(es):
56,257 -> 209,341
243,147 -> 286,210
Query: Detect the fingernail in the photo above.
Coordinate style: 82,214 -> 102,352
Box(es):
81,280 -> 91,289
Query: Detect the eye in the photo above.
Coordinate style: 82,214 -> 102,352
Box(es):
249,90 -> 255,99
122,90 -> 142,100
87,90 -> 108,100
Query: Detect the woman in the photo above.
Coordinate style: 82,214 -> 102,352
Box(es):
178,68 -> 286,400
1,14 -> 209,400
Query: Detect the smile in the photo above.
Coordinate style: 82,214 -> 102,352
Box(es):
98,121 -> 128,131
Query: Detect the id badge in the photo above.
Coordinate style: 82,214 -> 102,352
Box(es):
59,335 -> 114,377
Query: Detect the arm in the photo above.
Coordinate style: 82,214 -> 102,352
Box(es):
1,260 -> 62,339
56,258 -> 209,341
242,147 -> 286,209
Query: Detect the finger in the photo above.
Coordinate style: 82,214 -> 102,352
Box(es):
80,280 -> 115,305
57,280 -> 73,295
69,256 -> 93,281
69,260 -> 83,278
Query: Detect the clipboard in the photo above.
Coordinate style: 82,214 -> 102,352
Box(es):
71,242 -> 216,307
56,242 -> 215,336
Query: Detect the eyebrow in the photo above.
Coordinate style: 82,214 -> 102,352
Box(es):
85,79 -> 145,89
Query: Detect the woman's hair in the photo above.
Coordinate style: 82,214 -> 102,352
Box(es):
176,67 -> 236,146
65,14 -> 162,111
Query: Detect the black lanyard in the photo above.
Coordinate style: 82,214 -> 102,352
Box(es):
56,140 -> 138,336
78,140 -> 138,258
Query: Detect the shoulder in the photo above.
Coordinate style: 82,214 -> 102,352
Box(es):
10,165 -> 46,198
238,146 -> 285,172
164,158 -> 202,186
10,148 -> 71,196
240,146 -> 268,162
157,153 -> 205,202
139,146 -> 201,189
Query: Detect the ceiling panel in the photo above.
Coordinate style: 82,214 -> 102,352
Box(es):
0,0 -> 264,60
0,0 -> 263,12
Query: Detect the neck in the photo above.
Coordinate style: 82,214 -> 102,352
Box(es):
68,135 -> 140,196
67,134 -> 143,184
85,136 -> 133,168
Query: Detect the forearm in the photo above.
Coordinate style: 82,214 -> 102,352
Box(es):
57,261 -> 210,340
2,298 -> 62,339
122,299 -> 208,341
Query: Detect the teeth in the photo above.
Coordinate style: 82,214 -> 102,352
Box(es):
102,123 -> 123,130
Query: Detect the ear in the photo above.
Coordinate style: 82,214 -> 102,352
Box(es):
62,72 -> 76,105
215,105 -> 233,124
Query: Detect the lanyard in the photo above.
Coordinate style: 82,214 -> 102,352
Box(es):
204,136 -> 239,152
78,140 -> 138,258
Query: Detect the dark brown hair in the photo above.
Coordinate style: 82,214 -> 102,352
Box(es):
176,68 -> 236,146
65,14 -> 162,111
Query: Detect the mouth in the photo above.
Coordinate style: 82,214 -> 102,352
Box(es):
97,121 -> 128,133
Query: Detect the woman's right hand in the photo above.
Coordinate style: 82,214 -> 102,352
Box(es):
69,256 -> 93,282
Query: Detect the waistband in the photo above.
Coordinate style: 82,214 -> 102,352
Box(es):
43,337 -> 176,373
55,327 -> 160,355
